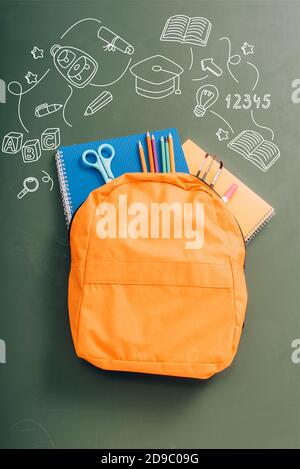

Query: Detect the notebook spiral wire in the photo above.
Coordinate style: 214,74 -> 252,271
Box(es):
245,209 -> 275,244
55,150 -> 73,226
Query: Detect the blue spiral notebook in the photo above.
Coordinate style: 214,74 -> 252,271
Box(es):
56,128 -> 188,225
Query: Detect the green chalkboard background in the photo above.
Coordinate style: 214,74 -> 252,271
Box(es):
0,0 -> 299,449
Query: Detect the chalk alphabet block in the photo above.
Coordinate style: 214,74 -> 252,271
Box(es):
2,132 -> 23,154
41,127 -> 60,150
22,139 -> 41,163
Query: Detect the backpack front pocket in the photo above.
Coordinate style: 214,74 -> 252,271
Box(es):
73,257 -> 236,376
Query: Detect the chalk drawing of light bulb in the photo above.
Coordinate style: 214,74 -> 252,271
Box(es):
193,84 -> 219,117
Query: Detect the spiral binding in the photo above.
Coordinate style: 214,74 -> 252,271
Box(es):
245,208 -> 275,244
55,150 -> 73,226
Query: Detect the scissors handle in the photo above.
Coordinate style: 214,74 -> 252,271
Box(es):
97,144 -> 115,180
81,144 -> 115,183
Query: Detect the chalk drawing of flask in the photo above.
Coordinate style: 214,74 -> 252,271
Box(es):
50,44 -> 98,88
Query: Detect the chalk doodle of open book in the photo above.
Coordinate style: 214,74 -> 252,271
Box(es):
160,15 -> 212,47
228,130 -> 280,172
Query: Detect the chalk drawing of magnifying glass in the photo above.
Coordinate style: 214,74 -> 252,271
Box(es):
17,177 -> 39,199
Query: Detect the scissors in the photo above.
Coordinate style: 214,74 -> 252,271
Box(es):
81,143 -> 115,183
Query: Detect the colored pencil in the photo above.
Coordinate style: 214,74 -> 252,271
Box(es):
138,140 -> 148,173
165,137 -> 170,172
146,131 -> 155,172
168,133 -> 175,172
151,134 -> 159,172
160,136 -> 166,173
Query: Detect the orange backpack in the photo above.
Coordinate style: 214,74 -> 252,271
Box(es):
68,172 -> 247,379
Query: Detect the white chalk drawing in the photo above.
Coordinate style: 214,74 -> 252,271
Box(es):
194,84 -> 219,117
35,103 -> 63,118
241,42 -> 254,55
50,44 -> 98,89
8,68 -> 50,133
7,17 -> 132,132
192,74 -> 208,82
84,91 -> 113,116
228,130 -> 280,172
189,47 -> 194,70
250,109 -> 274,141
25,72 -> 38,85
41,128 -> 60,150
219,37 -> 241,83
247,61 -> 260,91
225,93 -> 271,110
97,26 -> 134,55
160,15 -> 212,47
2,132 -> 23,154
17,177 -> 39,199
216,128 -> 229,141
60,17 -> 133,88
41,170 -> 54,191
25,71 -> 38,85
130,55 -> 183,99
62,85 -> 73,128
60,17 -> 102,40
90,57 -> 132,88
22,139 -> 41,163
210,110 -> 235,134
31,46 -> 44,59
201,58 -> 223,77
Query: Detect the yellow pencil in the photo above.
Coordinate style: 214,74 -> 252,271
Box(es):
168,133 -> 175,172
146,131 -> 155,172
138,140 -> 148,173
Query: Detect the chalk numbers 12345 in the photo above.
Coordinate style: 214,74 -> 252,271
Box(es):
225,93 -> 271,110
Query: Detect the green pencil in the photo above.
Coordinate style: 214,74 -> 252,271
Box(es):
160,136 -> 166,173
165,137 -> 170,173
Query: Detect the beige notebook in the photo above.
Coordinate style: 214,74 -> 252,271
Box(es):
182,139 -> 275,244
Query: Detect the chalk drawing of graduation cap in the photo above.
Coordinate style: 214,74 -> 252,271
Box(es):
130,55 -> 184,99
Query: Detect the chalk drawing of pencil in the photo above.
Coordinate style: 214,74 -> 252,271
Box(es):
84,91 -> 113,116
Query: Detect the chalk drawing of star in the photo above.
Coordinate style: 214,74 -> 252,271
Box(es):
31,46 -> 44,60
216,128 -> 229,142
241,42 -> 254,55
25,71 -> 38,85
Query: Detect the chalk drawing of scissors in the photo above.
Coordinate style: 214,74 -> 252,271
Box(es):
81,143 -> 115,183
